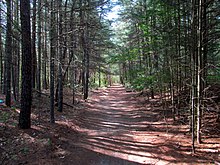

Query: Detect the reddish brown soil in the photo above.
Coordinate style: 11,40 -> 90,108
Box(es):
0,85 -> 220,165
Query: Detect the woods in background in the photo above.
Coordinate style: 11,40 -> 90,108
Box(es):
0,0 -> 113,127
113,0 -> 220,152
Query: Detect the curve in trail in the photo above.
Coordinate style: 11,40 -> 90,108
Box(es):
74,85 -> 209,165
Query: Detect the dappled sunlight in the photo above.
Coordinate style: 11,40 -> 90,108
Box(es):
1,85 -> 218,164
1,85 -> 215,165
77,128 -> 199,164
71,85 -> 211,164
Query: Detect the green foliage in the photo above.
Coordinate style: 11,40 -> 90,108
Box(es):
21,147 -> 29,155
132,75 -> 156,90
89,81 -> 100,89
207,75 -> 220,83
0,111 -> 10,123
126,69 -> 157,91
11,107 -> 16,111
125,67 -> 172,91
89,72 -> 110,88
47,138 -> 52,146
130,77 -> 146,91
11,154 -> 18,161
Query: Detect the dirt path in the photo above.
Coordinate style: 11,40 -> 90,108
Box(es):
69,85 -> 215,165
4,85 -> 218,165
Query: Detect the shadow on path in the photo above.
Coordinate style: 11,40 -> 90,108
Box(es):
72,85 -> 213,165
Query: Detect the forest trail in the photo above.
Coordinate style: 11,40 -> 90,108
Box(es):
70,85 -> 213,165
2,85 -> 219,165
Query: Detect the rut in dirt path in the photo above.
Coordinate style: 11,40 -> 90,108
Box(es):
74,85 -> 210,165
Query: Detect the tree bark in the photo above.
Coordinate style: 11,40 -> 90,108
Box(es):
12,0 -> 21,101
57,0 -> 64,112
43,0 -> 48,89
50,0 -> 55,123
5,0 -> 12,107
37,0 -> 42,96
19,0 -> 32,129
32,0 -> 37,89
191,0 -> 197,152
0,2 -> 3,93
79,0 -> 90,100
70,2 -> 76,104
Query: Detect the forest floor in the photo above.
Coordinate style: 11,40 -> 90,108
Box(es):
0,85 -> 220,165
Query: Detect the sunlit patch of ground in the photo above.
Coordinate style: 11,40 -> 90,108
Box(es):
74,85 -> 220,164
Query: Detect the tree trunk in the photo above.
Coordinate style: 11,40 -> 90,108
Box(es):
5,0 -> 12,107
196,0 -> 205,144
32,0 -> 37,89
37,0 -> 42,97
70,2 -> 76,104
13,0 -> 21,101
98,64 -> 101,87
80,0 -> 89,100
0,2 -> 3,93
50,0 -> 55,123
191,0 -> 197,152
43,1 -> 48,89
19,0 -> 32,129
